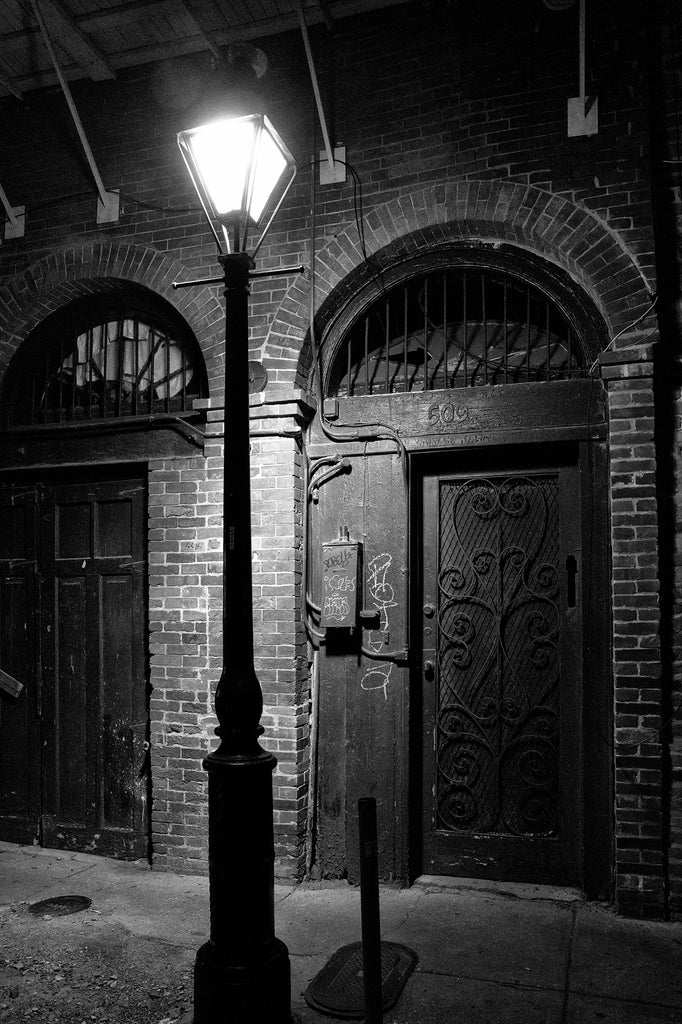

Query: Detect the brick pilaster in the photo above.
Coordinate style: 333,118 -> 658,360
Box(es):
196,389 -> 315,880
148,454 -> 221,873
601,341 -> 667,918
249,388 -> 316,879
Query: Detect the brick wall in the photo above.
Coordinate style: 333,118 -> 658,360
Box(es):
0,0 -> 678,914
601,348 -> 665,917
147,396 -> 312,878
249,418 -> 310,879
651,1 -> 682,921
148,454 -> 221,872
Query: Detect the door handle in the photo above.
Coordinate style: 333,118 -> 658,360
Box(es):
566,554 -> 578,608
424,660 -> 435,679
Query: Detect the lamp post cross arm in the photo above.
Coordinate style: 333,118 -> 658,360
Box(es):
172,264 -> 305,290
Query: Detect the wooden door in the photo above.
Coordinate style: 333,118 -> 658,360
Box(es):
0,471 -> 149,859
0,486 -> 41,843
421,455 -> 582,885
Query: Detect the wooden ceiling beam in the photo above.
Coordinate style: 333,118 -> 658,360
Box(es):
31,0 -> 115,81
0,0 -> 175,58
177,0 -> 223,61
8,33 -> 210,90
315,0 -> 335,30
1,0 -> 412,93
76,0 -> 176,36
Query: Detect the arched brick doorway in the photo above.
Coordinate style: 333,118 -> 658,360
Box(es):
0,278 -> 210,860
302,240 -> 613,897
260,177 -> 664,910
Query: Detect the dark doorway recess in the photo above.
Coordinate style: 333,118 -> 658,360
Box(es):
413,443 -> 611,896
0,466 -> 149,860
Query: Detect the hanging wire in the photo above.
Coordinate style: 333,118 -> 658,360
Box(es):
589,295 -> 658,375
306,152 -> 408,470
18,187 -> 201,219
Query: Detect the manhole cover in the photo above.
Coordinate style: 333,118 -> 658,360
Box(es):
28,895 -> 92,917
303,941 -> 417,1019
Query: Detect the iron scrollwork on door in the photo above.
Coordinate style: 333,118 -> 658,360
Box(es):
436,475 -> 561,839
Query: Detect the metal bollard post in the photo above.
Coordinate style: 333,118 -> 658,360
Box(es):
358,797 -> 383,1023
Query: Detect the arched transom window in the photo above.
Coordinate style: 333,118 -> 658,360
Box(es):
327,263 -> 589,398
2,291 -> 208,427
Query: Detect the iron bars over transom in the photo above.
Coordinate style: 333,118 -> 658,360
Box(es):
329,267 -> 586,398
3,303 -> 207,428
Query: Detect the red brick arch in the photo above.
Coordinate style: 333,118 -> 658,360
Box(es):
0,242 -> 225,397
261,179 -> 655,389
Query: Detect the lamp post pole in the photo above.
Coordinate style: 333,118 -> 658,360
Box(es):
174,111 -> 297,1023
192,249 -> 291,1023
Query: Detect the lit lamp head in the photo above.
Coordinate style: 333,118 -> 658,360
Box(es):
177,113 -> 296,257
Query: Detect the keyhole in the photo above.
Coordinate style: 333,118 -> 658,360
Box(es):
566,554 -> 578,608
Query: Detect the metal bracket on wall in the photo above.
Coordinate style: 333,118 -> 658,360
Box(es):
97,189 -> 120,225
2,204 -> 25,241
319,145 -> 347,185
0,668 -> 24,698
567,95 -> 598,137
567,0 -> 598,137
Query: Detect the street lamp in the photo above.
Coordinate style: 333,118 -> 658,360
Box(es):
175,113 -> 297,1023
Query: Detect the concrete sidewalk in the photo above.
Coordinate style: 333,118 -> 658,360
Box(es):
1,841 -> 681,1023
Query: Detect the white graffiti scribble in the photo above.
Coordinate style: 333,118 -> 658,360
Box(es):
360,552 -> 399,699
365,553 -> 398,651
360,663 -> 392,700
323,592 -> 350,621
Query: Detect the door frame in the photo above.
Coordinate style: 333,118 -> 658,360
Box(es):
0,485 -> 41,844
409,437 -> 612,899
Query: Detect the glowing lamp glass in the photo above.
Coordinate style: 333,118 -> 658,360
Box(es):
249,129 -> 288,222
178,114 -> 293,228
186,119 -> 256,220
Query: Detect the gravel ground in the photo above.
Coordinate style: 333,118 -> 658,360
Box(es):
0,901 -> 194,1024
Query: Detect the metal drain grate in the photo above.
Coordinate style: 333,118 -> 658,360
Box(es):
303,941 -> 417,1019
28,895 -> 92,917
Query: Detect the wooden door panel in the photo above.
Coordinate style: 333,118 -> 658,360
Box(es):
100,573 -> 146,833
0,489 -> 40,843
313,450 -> 409,882
96,498 -> 133,557
422,458 -> 582,885
40,475 -> 148,859
51,575 -> 96,828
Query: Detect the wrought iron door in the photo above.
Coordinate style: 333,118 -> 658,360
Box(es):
422,461 -> 581,884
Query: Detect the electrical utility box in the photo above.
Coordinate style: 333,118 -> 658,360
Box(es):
320,537 -> 360,629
